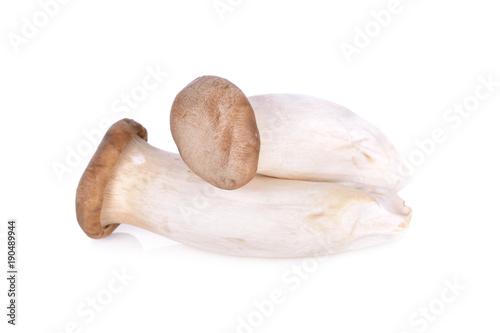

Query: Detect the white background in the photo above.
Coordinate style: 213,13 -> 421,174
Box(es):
1,0 -> 499,332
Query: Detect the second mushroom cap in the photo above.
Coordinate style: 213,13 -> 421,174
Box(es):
170,76 -> 260,190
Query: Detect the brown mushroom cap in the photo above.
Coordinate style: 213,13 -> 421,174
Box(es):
170,76 -> 260,190
75,118 -> 147,239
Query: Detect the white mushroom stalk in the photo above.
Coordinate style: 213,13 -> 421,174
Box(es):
249,94 -> 408,191
99,134 -> 411,258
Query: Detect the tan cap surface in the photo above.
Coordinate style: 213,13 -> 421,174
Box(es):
170,76 -> 260,190
75,118 -> 147,239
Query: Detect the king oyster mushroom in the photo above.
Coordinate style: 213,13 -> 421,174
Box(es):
170,76 -> 407,191
75,119 -> 411,257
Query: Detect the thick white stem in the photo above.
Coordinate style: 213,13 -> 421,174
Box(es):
249,94 -> 408,191
101,136 -> 411,257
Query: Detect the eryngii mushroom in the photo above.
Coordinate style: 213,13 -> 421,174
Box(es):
76,119 -> 412,257
249,94 -> 407,191
170,76 -> 260,190
171,76 -> 407,191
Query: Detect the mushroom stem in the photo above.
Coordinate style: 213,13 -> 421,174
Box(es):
249,94 -> 408,191
100,134 -> 411,257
